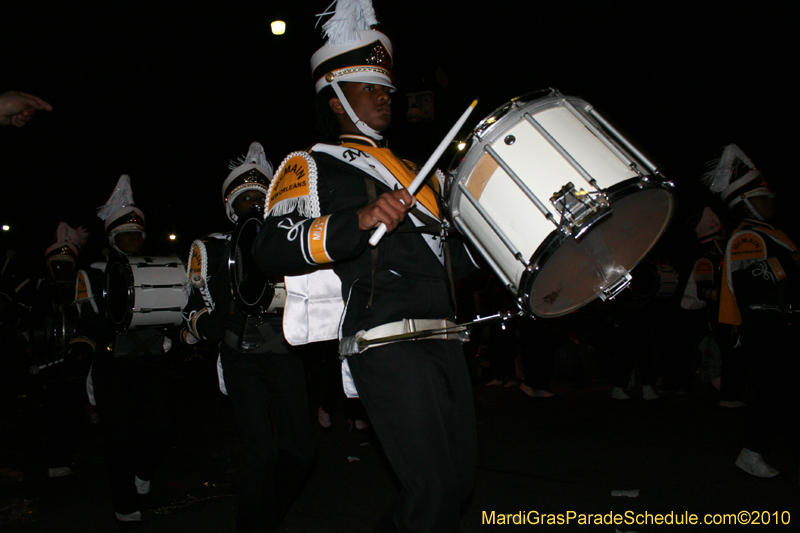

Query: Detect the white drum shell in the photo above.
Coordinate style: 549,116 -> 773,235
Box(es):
106,255 -> 188,329
450,91 -> 674,317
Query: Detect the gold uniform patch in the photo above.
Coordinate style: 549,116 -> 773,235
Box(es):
308,215 -> 333,264
187,241 -> 207,283
767,257 -> 787,281
75,271 -> 90,301
267,152 -> 315,214
729,231 -> 767,262
694,258 -> 714,282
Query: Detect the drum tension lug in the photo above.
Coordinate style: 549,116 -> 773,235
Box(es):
598,272 -> 632,302
550,183 -> 612,240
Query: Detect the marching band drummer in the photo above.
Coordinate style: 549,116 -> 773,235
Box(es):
252,2 -> 480,531
181,142 -> 315,533
73,175 -> 174,529
30,222 -> 91,479
703,144 -> 800,480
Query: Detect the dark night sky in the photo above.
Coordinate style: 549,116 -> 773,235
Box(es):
1,1 -> 795,279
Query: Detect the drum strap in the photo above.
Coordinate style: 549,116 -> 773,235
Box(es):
364,177 -> 457,311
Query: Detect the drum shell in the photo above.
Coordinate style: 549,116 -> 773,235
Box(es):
630,262 -> 679,300
449,90 -> 674,317
105,255 -> 188,329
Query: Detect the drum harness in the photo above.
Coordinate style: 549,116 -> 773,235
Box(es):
338,176 -> 522,357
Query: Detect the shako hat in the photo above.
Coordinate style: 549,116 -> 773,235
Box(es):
97,174 -> 146,246
222,142 -> 274,222
702,144 -> 774,211
310,0 -> 395,94
44,222 -> 88,264
694,207 -> 724,244
311,0 -> 394,140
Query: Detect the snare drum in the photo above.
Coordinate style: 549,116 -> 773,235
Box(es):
448,88 -> 675,318
630,262 -> 679,300
105,255 -> 188,329
229,206 -> 285,314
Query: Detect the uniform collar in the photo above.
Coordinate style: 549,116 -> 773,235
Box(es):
740,218 -> 775,231
337,133 -> 388,149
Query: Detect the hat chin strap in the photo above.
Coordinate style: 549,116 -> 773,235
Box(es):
743,197 -> 765,222
331,80 -> 383,141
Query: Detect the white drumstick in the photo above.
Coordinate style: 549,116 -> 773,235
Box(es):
369,100 -> 479,247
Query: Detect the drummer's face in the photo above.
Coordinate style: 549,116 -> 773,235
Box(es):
749,195 -> 776,220
115,231 -> 144,254
233,189 -> 266,217
332,82 -> 392,133
49,260 -> 75,283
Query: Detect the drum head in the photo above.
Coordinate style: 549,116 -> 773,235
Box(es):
520,181 -> 674,317
229,206 -> 274,314
105,258 -> 134,327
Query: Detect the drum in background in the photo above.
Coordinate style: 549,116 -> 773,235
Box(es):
229,206 -> 284,315
29,301 -> 78,362
105,255 -> 188,329
447,88 -> 675,318
630,262 -> 679,300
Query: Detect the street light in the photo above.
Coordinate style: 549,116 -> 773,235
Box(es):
271,20 -> 286,35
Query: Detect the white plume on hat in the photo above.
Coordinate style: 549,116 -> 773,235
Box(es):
222,142 -> 274,223
228,142 -> 272,174
311,1 -> 394,140
701,144 -> 772,212
45,222 -> 89,260
319,0 -> 378,44
694,207 -> 723,244
97,174 -> 146,248
98,174 -> 134,221
701,144 -> 755,193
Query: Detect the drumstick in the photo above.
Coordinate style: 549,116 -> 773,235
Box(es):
369,99 -> 479,247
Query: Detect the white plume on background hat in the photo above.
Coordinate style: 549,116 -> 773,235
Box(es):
694,207 -> 724,244
702,144 -> 773,212
222,142 -> 274,222
45,221 -> 89,262
97,174 -> 146,246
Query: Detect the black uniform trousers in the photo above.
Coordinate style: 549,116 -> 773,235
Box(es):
348,339 -> 477,533
91,354 -> 173,515
220,344 -> 316,533
741,322 -> 800,459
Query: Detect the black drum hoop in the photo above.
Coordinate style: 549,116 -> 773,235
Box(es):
228,206 -> 275,315
104,257 -> 135,328
518,177 -> 675,317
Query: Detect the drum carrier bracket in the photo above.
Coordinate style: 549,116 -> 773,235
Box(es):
550,182 -> 612,239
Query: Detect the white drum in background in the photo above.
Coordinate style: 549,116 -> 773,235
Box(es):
447,88 -> 675,318
105,255 -> 188,329
630,263 -> 679,300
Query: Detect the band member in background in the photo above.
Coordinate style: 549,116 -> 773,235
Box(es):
182,143 -> 315,533
253,2 -> 480,531
704,144 -> 800,479
74,175 -> 174,528
28,222 -> 91,478
680,207 -> 744,405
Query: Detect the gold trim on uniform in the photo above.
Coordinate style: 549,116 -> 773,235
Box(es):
729,231 -> 767,261
189,307 -> 210,339
68,336 -> 96,352
694,258 -> 714,282
266,151 -> 319,218
309,215 -> 333,264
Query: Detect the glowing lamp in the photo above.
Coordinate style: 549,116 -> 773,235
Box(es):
271,20 -> 286,35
